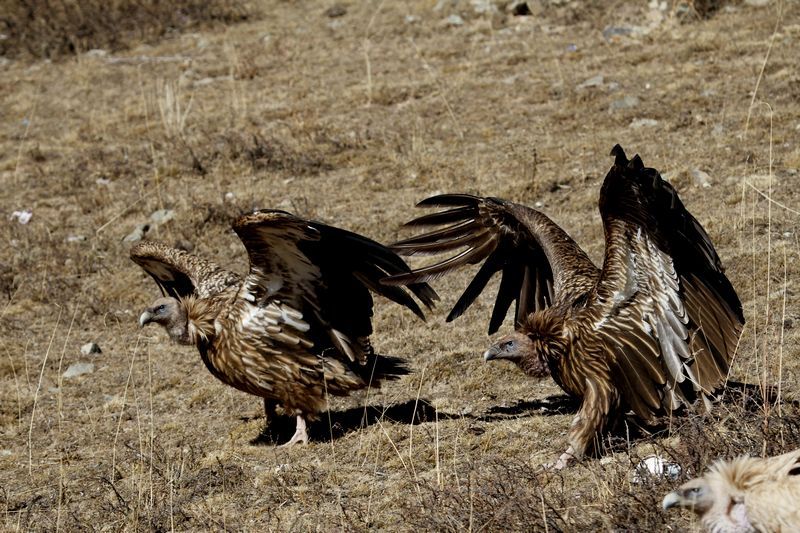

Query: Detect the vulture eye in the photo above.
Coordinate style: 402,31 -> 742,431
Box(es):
686,487 -> 703,496
503,340 -> 515,350
156,304 -> 166,313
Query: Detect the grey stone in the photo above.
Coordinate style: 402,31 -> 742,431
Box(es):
608,95 -> 640,111
149,209 -> 175,225
63,362 -> 95,378
577,74 -> 604,90
444,14 -> 465,26
629,118 -> 659,129
123,223 -> 149,243
471,0 -> 495,14
691,168 -> 712,188
81,342 -> 101,355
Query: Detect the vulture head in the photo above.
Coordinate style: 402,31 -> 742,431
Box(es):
139,296 -> 191,344
483,309 -> 566,378
662,477 -> 717,515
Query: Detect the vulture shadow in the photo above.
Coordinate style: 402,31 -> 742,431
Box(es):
479,394 -> 581,421
251,398 -> 455,445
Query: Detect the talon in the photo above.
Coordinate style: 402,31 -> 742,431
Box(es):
281,415 -> 309,446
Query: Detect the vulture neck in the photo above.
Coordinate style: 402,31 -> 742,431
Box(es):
181,296 -> 218,346
522,308 -> 569,372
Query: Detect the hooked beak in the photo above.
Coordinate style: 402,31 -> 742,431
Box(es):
662,491 -> 681,510
483,346 -> 500,361
139,310 -> 153,328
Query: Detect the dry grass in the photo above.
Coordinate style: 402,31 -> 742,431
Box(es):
0,0 -> 256,59
2,0 -> 800,530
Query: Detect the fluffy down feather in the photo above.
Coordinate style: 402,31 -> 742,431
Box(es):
662,448 -> 800,532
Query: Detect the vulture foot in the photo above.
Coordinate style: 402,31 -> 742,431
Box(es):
545,446 -> 576,470
281,415 -> 309,446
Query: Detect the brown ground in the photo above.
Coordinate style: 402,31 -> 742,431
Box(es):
2,0 -> 800,530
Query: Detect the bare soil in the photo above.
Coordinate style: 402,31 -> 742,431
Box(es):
2,0 -> 800,530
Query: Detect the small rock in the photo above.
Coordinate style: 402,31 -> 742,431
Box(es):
744,0 -> 770,6
10,210 -> 32,225
224,191 -> 235,202
534,201 -> 545,208
509,1 -> 532,15
96,177 -> 111,186
603,26 -> 634,41
629,118 -> 659,129
63,362 -> 95,378
577,74 -> 604,90
150,209 -> 175,225
691,168 -> 712,188
123,223 -> 150,243
471,0 -> 496,14
174,239 -> 194,252
444,14 -> 465,26
609,95 -> 640,112
66,235 -> 86,243
85,49 -> 108,58
405,14 -> 419,24
81,342 -> 101,355
324,5 -> 347,17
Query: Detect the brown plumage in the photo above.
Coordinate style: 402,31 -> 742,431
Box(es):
662,448 -> 800,532
386,145 -> 744,467
132,210 -> 436,445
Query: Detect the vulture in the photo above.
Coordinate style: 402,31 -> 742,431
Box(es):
386,145 -> 744,468
662,448 -> 800,532
132,210 -> 436,445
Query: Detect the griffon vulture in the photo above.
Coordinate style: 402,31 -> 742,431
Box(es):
132,210 -> 436,445
662,448 -> 800,532
385,145 -> 744,468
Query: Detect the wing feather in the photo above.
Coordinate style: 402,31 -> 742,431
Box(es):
231,210 -> 436,365
387,194 -> 597,334
590,145 -> 744,417
130,240 -> 241,299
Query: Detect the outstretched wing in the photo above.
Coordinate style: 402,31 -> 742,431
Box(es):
386,194 -> 598,334
231,210 -> 437,363
130,240 -> 241,299
588,145 -> 744,419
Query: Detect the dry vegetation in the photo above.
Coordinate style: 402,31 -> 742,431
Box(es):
2,0 -> 800,530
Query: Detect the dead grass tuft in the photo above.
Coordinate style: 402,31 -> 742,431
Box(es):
0,0 -> 256,60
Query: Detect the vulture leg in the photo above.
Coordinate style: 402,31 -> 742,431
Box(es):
281,415 -> 309,446
263,398 -> 278,418
560,378 -> 617,468
552,446 -> 576,470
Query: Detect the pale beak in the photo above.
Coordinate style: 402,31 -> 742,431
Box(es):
483,346 -> 499,361
139,310 -> 153,327
662,491 -> 681,510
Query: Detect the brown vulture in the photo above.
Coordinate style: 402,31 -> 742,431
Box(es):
386,145 -> 744,468
132,210 -> 436,445
662,448 -> 800,532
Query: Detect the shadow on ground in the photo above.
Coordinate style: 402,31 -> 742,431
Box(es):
251,398 -> 456,445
